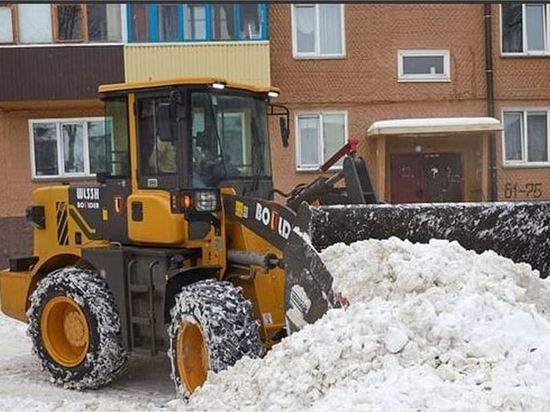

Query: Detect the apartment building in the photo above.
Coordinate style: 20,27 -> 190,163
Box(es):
268,4 -> 550,204
0,3 -> 269,266
2,3 -> 550,266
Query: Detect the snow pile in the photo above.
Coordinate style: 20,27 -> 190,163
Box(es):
186,237 -> 550,412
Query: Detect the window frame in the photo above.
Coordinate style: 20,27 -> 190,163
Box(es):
502,108 -> 550,168
29,117 -> 110,180
500,4 -> 550,56
127,3 -> 269,43
0,4 -> 17,44
52,4 -> 123,44
397,49 -> 451,82
52,4 -> 86,43
295,110 -> 348,171
291,3 -> 346,59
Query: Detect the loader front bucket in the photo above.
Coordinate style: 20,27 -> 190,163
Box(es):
284,201 -> 550,332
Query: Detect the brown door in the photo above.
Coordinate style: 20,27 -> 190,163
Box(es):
390,152 -> 463,203
391,154 -> 426,203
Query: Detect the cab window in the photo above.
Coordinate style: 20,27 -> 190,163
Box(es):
137,95 -> 180,189
138,97 -> 177,176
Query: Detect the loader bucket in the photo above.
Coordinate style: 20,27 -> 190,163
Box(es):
284,201 -> 550,332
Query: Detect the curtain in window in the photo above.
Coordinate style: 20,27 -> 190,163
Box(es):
240,4 -> 260,39
527,112 -> 548,162
33,123 -> 58,176
88,4 -> 108,41
106,5 -> 122,41
295,5 -> 315,53
212,5 -> 234,40
504,112 -> 523,161
502,4 -> 523,53
185,4 -> 206,40
131,4 -> 149,42
62,123 -> 85,173
319,4 -> 342,54
18,4 -> 53,43
159,5 -> 179,41
57,5 -> 83,41
322,114 -> 346,163
526,5 -> 545,52
298,116 -> 320,167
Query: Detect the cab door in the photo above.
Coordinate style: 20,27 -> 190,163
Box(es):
128,91 -> 189,245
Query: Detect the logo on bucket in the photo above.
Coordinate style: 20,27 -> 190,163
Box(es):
255,203 -> 292,240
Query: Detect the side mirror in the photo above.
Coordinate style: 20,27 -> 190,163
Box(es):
269,103 -> 291,148
280,117 -> 290,148
157,102 -> 176,142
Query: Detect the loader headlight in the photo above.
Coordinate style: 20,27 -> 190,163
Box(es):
171,189 -> 221,214
194,190 -> 218,212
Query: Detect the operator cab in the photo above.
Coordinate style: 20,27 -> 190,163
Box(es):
98,78 -> 287,200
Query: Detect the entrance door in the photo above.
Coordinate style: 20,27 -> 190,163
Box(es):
391,154 -> 426,203
390,153 -> 463,203
423,153 -> 462,202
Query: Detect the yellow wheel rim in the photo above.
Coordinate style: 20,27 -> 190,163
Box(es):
40,296 -> 90,368
176,318 -> 209,393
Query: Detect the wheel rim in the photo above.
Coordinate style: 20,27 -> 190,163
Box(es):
176,318 -> 209,393
40,296 -> 90,367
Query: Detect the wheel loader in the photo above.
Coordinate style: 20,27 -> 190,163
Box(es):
1,78 -> 550,398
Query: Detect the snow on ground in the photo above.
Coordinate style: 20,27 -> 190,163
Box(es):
0,312 -> 175,411
185,238 -> 550,412
2,237 -> 550,411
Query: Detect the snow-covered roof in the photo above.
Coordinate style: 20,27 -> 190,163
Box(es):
367,117 -> 503,137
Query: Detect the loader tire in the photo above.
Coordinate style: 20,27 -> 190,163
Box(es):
27,267 -> 127,389
168,279 -> 264,399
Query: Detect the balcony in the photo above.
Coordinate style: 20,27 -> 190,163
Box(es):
124,41 -> 270,86
127,4 -> 269,43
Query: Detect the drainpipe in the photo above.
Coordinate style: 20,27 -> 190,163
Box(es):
484,3 -> 498,201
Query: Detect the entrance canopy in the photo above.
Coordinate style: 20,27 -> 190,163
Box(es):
367,117 -> 502,137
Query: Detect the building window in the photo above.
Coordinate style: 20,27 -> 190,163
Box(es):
212,4 -> 235,40
184,4 -> 207,40
18,4 -> 53,43
130,4 -> 149,42
502,4 -> 549,54
54,4 -> 121,43
503,110 -> 549,165
30,118 -> 112,178
296,112 -> 347,170
87,4 -> 122,42
398,50 -> 451,82
240,4 -> 261,39
159,4 -> 181,41
0,5 -> 15,43
55,4 -> 84,41
292,4 -> 345,58
127,3 -> 268,42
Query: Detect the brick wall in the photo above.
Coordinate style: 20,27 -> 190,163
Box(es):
269,3 -> 550,201
491,4 -> 550,201
0,102 -> 102,267
0,101 -> 102,218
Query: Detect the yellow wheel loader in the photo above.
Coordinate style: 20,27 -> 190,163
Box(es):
1,78 -> 549,397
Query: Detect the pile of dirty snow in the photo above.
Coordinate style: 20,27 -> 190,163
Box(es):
186,237 -> 550,412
